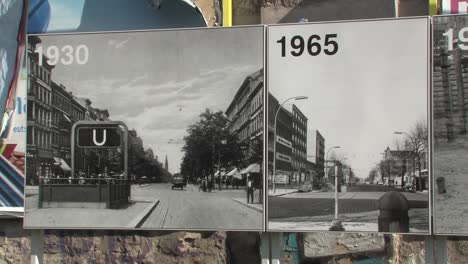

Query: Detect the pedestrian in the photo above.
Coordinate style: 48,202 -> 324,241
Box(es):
246,176 -> 254,204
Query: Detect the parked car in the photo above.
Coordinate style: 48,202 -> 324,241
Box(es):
172,176 -> 185,190
137,176 -> 148,185
298,181 -> 313,192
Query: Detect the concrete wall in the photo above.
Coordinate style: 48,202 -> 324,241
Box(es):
0,219 -> 260,264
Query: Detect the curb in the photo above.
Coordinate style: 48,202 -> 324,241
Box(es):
232,198 -> 263,213
268,190 -> 298,197
129,199 -> 160,228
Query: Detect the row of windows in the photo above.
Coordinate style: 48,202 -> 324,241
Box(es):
294,112 -> 306,126
250,113 -> 262,135
29,81 -> 51,105
51,130 -> 70,147
238,126 -> 250,143
293,122 -> 306,137
27,127 -> 51,149
292,134 -> 306,148
29,103 -> 52,127
293,148 -> 307,160
53,93 -> 72,114
292,160 -> 306,169
72,105 -> 85,121
29,59 -> 51,84
251,91 -> 263,113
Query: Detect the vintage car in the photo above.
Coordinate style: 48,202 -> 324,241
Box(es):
172,176 -> 185,190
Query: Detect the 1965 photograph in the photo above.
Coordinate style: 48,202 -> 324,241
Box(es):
266,17 -> 430,233
24,26 -> 265,230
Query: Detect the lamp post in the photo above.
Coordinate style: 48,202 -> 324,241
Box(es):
325,146 -> 343,231
272,96 -> 308,194
335,157 -> 347,220
325,146 -> 340,182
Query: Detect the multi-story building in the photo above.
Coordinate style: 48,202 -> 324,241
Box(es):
226,69 -> 263,162
26,36 -> 54,185
382,146 -> 428,189
50,82 -> 74,176
71,96 -> 86,122
433,16 -> 468,141
286,105 -> 308,183
307,130 -> 325,181
268,93 -> 293,184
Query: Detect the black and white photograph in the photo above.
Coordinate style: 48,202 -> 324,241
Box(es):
433,14 -> 468,235
24,26 -> 265,230
267,17 -> 430,233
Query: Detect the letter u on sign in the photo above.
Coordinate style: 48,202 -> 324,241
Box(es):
77,126 -> 121,147
93,129 -> 107,146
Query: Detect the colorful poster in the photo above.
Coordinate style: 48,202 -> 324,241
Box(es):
442,0 -> 468,13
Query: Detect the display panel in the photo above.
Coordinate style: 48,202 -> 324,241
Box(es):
433,14 -> 468,235
24,26 -> 265,230
266,17 -> 430,234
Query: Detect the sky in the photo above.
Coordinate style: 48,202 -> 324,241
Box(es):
38,26 -> 264,174
268,18 -> 429,179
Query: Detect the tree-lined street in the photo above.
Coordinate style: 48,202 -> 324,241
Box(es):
139,183 -> 262,229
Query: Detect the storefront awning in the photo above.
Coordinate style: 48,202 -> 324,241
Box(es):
63,113 -> 72,123
226,168 -> 242,179
241,163 -> 260,174
215,170 -> 227,178
53,157 -> 71,171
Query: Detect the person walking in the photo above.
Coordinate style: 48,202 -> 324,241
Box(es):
246,175 -> 254,204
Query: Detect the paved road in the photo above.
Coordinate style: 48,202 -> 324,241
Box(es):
137,183 -> 263,230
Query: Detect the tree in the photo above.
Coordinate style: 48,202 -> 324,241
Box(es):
181,109 -> 244,183
406,119 -> 428,191
393,138 -> 412,189
379,158 -> 400,186
367,167 -> 379,184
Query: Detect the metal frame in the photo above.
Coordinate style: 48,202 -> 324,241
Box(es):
71,121 -> 128,180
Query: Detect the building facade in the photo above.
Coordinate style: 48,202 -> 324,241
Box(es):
307,130 -> 325,181
288,105 -> 308,184
226,69 -> 264,163
382,146 -> 428,189
50,82 -> 74,177
26,36 -> 54,185
268,93 -> 293,184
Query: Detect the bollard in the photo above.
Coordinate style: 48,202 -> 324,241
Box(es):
378,191 -> 409,233
436,177 -> 446,194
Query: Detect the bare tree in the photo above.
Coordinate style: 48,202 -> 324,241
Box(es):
405,119 -> 428,191
393,138 -> 413,189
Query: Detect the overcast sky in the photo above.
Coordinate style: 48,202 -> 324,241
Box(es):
39,26 -> 263,173
268,18 -> 429,179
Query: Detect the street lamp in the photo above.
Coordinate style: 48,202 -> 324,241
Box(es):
324,146 -> 344,231
272,96 -> 308,194
325,146 -> 340,181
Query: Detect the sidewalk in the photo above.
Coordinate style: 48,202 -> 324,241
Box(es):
232,198 -> 263,212
269,208 -> 428,233
281,191 -> 428,202
24,198 -> 159,229
268,188 -> 298,197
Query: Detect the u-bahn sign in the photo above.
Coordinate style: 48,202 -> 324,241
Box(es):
77,127 -> 122,148
71,121 -> 128,180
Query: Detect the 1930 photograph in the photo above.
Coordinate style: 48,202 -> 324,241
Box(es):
267,17 -> 430,233
24,26 -> 265,230
433,14 -> 468,235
